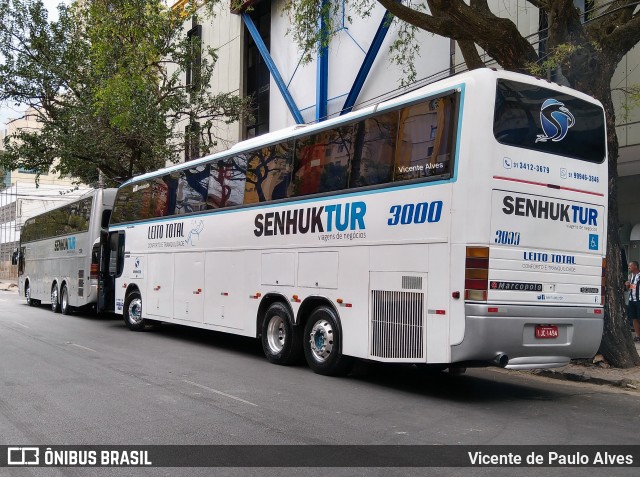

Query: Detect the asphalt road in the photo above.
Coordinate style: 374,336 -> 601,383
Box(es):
0,289 -> 638,476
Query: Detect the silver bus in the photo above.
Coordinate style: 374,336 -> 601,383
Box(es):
16,189 -> 117,314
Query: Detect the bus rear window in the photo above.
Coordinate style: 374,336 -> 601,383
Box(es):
493,79 -> 605,163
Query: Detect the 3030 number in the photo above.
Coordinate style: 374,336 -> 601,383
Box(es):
494,230 -> 521,245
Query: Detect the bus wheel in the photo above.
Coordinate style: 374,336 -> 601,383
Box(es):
261,302 -> 302,365
60,285 -> 71,315
124,290 -> 145,331
51,284 -> 60,313
303,306 -> 353,376
26,282 -> 34,306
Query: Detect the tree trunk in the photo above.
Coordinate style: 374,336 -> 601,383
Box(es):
597,87 -> 640,367
567,51 -> 640,367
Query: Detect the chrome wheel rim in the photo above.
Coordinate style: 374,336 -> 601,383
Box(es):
128,297 -> 143,324
51,287 -> 58,309
26,286 -> 31,303
309,319 -> 334,362
266,314 -> 286,353
61,289 -> 68,311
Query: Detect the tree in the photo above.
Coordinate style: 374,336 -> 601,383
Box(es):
284,0 -> 640,367
0,0 -> 249,186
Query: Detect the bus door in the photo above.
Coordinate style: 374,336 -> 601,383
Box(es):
98,230 -> 124,312
11,247 -> 24,274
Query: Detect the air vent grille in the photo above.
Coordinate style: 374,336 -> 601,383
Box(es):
402,276 -> 422,290
370,290 -> 424,359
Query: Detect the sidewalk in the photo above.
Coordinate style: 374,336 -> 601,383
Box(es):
1,276 -> 638,390
0,279 -> 18,292
529,337 -> 640,391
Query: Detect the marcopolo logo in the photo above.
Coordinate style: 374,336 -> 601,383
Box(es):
54,237 -> 76,252
254,201 -> 366,238
536,98 -> 575,143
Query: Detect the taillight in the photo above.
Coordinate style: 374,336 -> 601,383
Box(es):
600,257 -> 606,306
90,263 -> 99,279
465,247 -> 489,301
91,243 -> 100,279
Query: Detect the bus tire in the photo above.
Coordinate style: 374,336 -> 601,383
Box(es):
303,306 -> 353,376
51,284 -> 60,313
60,285 -> 71,315
261,302 -> 302,365
124,290 -> 146,331
26,282 -> 34,306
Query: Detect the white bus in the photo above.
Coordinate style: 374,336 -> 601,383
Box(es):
17,189 -> 117,314
106,69 -> 607,375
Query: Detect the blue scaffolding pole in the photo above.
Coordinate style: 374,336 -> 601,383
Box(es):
341,10 -> 393,115
241,13 -> 304,125
316,0 -> 329,122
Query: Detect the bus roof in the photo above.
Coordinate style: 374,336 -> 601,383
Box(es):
119,68 -> 603,188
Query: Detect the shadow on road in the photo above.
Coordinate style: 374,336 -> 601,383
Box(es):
347,361 -> 564,403
35,305 -> 565,402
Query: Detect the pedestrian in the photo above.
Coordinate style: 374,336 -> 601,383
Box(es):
625,261 -> 640,342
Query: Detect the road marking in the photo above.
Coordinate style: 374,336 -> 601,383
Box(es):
13,322 -> 29,329
183,380 -> 258,407
68,343 -> 97,353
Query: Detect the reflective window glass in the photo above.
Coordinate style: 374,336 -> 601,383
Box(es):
394,94 -> 456,181
208,156 -> 247,208
244,142 -> 294,204
292,128 -> 353,196
349,112 -> 398,188
174,165 -> 210,215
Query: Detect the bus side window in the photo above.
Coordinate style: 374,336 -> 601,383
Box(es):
175,165 -> 210,215
111,180 -> 169,224
208,156 -> 247,209
244,142 -> 294,204
349,112 -> 398,188
292,129 -> 352,197
394,94 -> 456,182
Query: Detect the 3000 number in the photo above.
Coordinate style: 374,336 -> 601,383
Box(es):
388,201 -> 443,226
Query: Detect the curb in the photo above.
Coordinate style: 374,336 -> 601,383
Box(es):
531,367 -> 640,391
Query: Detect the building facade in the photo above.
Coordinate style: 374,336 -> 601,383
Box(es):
0,111 -> 92,279
171,0 -> 639,265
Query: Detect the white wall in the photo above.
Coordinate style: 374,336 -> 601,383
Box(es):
269,0 -> 451,130
167,3 -> 243,167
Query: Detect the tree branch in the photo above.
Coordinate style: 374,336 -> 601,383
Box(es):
457,40 -> 484,69
377,0 -> 539,72
600,10 -> 640,59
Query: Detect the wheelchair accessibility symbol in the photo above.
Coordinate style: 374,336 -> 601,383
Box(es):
589,234 -> 598,251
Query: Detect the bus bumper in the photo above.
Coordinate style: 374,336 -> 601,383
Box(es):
451,304 -> 604,370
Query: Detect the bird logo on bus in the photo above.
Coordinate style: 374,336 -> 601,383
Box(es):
535,99 -> 575,143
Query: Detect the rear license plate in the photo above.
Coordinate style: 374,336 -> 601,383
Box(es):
535,325 -> 559,339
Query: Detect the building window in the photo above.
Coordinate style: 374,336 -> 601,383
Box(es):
186,23 -> 202,95
244,1 -> 271,139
